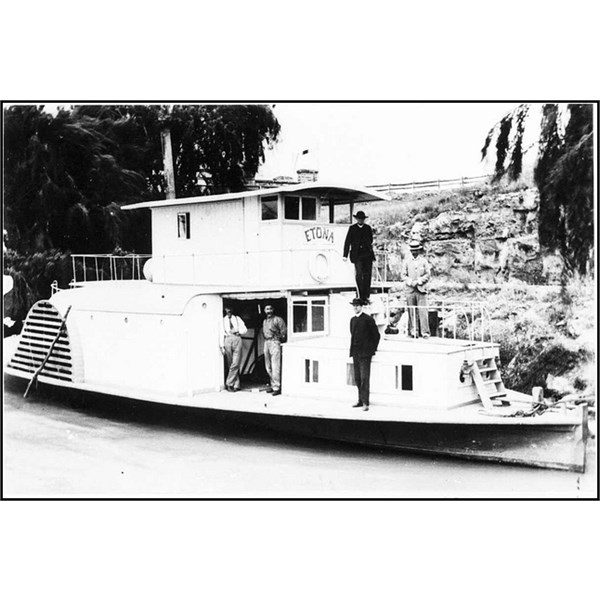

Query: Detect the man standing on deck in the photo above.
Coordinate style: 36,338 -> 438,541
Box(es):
262,304 -> 287,396
220,306 -> 248,392
349,298 -> 380,411
343,210 -> 375,302
401,239 -> 431,338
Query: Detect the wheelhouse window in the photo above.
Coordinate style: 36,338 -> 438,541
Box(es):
284,196 -> 317,221
261,196 -> 278,220
291,296 -> 328,336
177,212 -> 191,239
285,196 -> 300,220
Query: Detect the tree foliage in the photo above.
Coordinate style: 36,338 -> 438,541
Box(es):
482,103 -> 594,275
4,104 -> 280,255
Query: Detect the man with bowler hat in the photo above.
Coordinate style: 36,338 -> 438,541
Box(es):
349,298 -> 380,411
343,210 -> 375,302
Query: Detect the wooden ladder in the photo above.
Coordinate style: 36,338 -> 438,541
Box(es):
464,357 -> 507,410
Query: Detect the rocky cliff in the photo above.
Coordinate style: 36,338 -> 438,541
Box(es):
370,185 -> 563,285
360,185 -> 595,403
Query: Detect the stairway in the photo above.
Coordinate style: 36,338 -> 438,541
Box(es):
464,357 -> 507,410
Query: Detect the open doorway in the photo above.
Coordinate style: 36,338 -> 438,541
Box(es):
220,296 -> 288,391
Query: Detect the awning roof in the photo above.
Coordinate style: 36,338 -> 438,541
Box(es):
122,182 -> 390,211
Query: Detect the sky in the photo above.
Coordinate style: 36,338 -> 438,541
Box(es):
256,102 -> 523,186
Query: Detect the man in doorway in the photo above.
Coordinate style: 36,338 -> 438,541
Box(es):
349,298 -> 380,411
343,210 -> 375,302
220,306 -> 248,392
262,304 -> 287,396
401,239 -> 431,338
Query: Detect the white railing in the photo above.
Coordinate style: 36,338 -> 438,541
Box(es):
70,254 -> 152,284
383,296 -> 494,343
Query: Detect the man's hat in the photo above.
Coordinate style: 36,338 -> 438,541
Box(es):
350,298 -> 365,306
353,211 -> 367,219
409,239 -> 423,250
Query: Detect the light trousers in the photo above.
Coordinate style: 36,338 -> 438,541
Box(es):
224,335 -> 243,389
264,339 -> 282,391
406,291 -> 430,337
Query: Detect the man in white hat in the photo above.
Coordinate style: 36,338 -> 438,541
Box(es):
343,210 -> 375,302
401,239 -> 431,338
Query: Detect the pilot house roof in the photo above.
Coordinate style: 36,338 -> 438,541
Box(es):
122,182 -> 390,211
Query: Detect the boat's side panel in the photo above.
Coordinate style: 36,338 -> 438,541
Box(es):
151,201 -> 246,285
282,339 -> 487,410
183,295 -> 224,395
235,409 -> 588,473
75,308 -> 188,394
10,292 -> 225,398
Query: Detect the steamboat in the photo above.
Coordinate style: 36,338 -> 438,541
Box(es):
3,182 -> 589,471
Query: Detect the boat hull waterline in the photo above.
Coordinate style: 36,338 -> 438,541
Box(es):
5,372 -> 587,473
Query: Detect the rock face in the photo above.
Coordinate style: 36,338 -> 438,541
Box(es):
376,186 -> 564,285
369,185 -> 594,401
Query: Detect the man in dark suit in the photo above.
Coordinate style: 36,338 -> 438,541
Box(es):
349,298 -> 380,411
343,211 -> 375,302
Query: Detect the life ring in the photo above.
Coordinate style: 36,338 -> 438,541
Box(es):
143,258 -> 154,282
308,252 -> 330,282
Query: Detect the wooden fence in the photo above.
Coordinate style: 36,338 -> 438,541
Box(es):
366,174 -> 490,195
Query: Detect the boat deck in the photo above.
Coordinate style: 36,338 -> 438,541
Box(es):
5,365 -> 583,428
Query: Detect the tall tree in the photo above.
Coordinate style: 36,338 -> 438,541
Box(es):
73,104 -> 281,197
4,104 -> 281,255
4,105 -> 147,253
482,103 -> 594,275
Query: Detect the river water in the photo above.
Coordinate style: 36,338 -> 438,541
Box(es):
2,377 -> 596,498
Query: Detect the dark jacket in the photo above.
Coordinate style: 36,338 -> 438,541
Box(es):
343,224 -> 375,263
349,312 -> 381,358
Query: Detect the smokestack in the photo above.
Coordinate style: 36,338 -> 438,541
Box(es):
161,127 -> 176,199
296,168 -> 319,183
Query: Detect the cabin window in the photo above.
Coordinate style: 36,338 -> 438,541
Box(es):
311,300 -> 325,331
293,302 -> 308,333
285,196 -> 300,220
291,297 -> 328,336
401,365 -> 413,391
304,359 -> 319,383
261,196 -> 278,220
283,196 -> 317,221
302,197 -> 316,220
177,212 -> 191,239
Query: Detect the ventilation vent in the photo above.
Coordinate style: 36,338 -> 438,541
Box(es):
7,301 -> 73,382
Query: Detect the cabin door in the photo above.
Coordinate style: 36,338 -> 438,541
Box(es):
221,297 -> 288,388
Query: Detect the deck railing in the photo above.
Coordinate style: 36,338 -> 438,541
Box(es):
383,297 -> 494,343
70,254 -> 152,284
